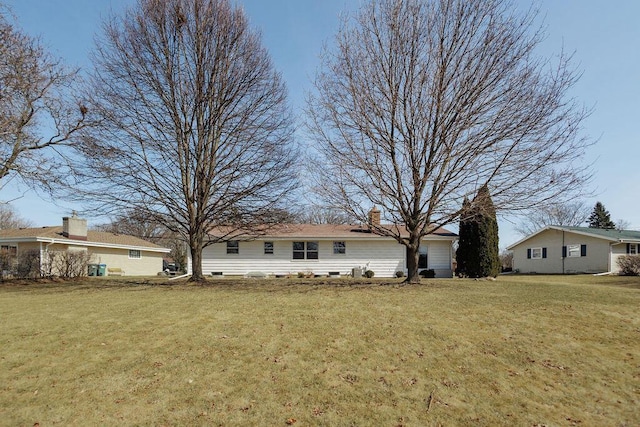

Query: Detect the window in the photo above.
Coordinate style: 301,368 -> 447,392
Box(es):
418,246 -> 428,269
1,245 -> 17,257
628,244 -> 638,255
567,244 -> 580,258
226,241 -> 239,254
307,242 -> 319,259
292,241 -> 319,260
527,247 -> 547,259
562,244 -> 586,257
264,242 -> 274,255
128,249 -> 141,259
333,241 -> 346,255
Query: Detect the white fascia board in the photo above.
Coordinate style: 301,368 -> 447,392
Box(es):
0,236 -> 170,253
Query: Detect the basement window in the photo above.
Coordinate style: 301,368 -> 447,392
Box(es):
128,249 -> 141,259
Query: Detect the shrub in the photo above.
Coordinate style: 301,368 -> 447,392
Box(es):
395,270 -> 405,278
420,269 -> 436,278
16,249 -> 41,278
46,250 -> 94,278
364,270 -> 375,278
297,271 -> 305,278
617,255 -> 640,276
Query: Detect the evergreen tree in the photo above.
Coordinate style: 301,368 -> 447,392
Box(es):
455,198 -> 472,276
474,185 -> 501,277
588,202 -> 616,229
456,186 -> 501,278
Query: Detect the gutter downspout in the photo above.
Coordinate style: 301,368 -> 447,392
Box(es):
42,239 -> 55,276
562,230 -> 565,274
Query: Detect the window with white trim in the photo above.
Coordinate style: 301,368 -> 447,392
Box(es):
629,244 -> 638,255
562,244 -> 586,257
226,241 -> 239,254
531,247 -> 542,259
129,249 -> 141,259
333,241 -> 346,255
293,241 -> 318,260
567,244 -> 580,257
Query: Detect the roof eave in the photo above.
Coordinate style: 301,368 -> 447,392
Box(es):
0,236 -> 170,253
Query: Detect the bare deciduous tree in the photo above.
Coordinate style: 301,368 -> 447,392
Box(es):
615,219 -> 631,231
0,203 -> 32,229
94,208 -> 187,271
307,0 -> 592,282
0,10 -> 87,192
294,207 -> 353,225
69,0 -> 298,281
514,201 -> 589,236
93,208 -> 168,244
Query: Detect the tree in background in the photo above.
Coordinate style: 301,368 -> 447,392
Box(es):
0,203 -> 32,229
94,208 -> 187,272
307,0 -> 591,283
294,207 -> 352,225
515,201 -> 589,235
588,202 -> 615,229
456,185 -> 500,278
0,9 -> 87,192
68,0 -> 298,282
615,219 -> 631,231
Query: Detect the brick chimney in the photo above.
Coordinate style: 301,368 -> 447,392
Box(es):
367,207 -> 381,227
62,212 -> 87,241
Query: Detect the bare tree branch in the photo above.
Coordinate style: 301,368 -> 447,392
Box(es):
514,200 -> 589,236
306,0 -> 592,282
0,203 -> 33,229
0,9 -> 88,192
67,0 -> 298,281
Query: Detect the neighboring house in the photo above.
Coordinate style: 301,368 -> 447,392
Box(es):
0,215 -> 170,276
188,211 -> 457,278
507,226 -> 640,274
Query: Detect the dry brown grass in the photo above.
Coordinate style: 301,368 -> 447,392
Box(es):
1,275 -> 638,426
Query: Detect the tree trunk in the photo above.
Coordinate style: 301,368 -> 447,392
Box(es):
405,242 -> 420,284
188,233 -> 205,283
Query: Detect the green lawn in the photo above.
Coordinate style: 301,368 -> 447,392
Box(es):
1,275 -> 639,426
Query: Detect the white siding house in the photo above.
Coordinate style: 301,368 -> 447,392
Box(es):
507,226 -> 640,274
188,223 -> 457,278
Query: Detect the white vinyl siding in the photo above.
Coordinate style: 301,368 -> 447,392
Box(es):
199,238 -> 454,278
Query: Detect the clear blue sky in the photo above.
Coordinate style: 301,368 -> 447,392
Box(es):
3,0 -> 639,248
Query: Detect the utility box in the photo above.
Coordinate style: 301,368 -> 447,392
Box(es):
97,264 -> 106,276
88,264 -> 99,276
351,267 -> 362,278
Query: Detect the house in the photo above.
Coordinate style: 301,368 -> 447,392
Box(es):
507,226 -> 640,274
0,215 -> 171,276
188,210 -> 457,278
